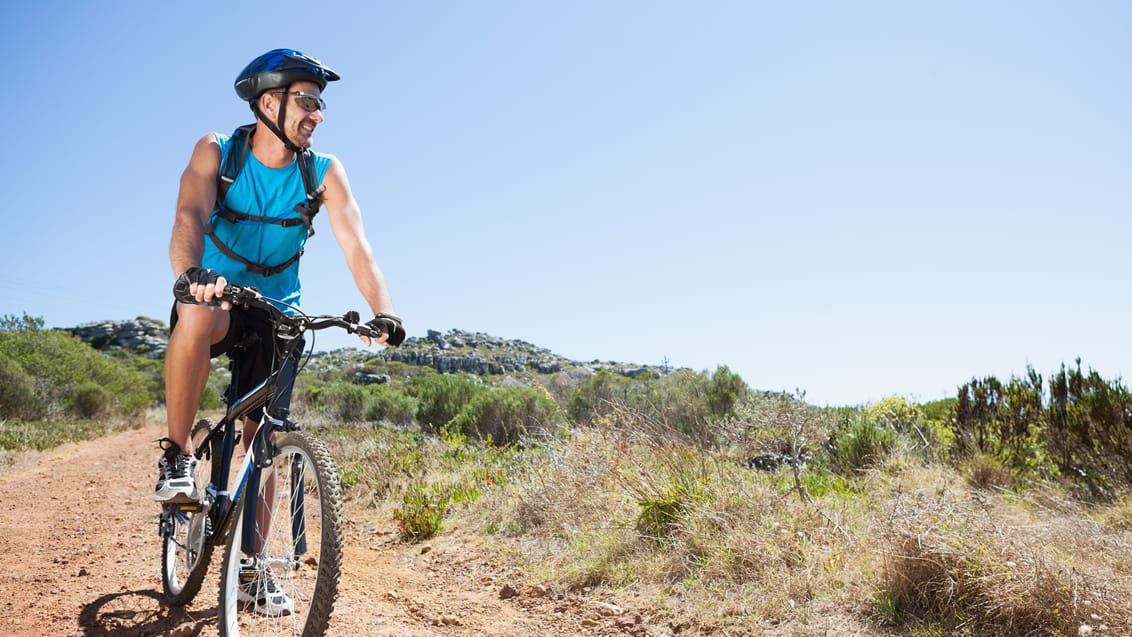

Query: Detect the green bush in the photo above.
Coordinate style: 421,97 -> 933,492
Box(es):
566,369 -> 636,423
364,383 -> 417,427
953,370 -> 1046,473
626,368 -> 742,446
0,353 -> 46,420
636,370 -> 720,443
706,365 -> 748,419
199,383 -> 223,411
409,374 -> 486,431
864,396 -> 924,434
831,409 -> 896,474
127,355 -> 166,404
447,386 -> 563,445
394,483 -> 448,542
1047,360 -> 1132,498
0,327 -> 150,419
308,382 -> 369,423
70,381 -> 112,419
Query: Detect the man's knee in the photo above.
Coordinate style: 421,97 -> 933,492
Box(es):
172,303 -> 230,345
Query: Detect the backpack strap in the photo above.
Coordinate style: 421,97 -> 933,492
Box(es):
202,222 -> 305,276
217,124 -> 256,207
215,125 -> 325,237
292,149 -> 325,238
206,125 -> 324,277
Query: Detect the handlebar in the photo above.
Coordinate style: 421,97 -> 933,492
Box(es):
173,277 -> 383,340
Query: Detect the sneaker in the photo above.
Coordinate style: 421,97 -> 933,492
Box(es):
153,438 -> 200,502
238,558 -> 294,616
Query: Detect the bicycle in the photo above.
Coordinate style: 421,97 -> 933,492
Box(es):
158,280 -> 385,636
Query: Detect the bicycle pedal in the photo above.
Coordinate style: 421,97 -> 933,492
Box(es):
163,501 -> 204,513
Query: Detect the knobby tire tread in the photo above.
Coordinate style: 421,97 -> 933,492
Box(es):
160,422 -> 216,606
217,431 -> 344,637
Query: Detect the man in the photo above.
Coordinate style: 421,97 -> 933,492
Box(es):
155,49 -> 404,611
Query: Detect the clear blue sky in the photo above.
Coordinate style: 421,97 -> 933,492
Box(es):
3,1 -> 1129,406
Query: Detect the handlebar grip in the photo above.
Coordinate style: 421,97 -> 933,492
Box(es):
172,272 -> 238,307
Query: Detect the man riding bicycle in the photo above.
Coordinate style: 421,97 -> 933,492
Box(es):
156,48 -> 406,613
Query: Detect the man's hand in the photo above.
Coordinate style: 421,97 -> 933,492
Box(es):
174,267 -> 231,310
364,313 -> 405,347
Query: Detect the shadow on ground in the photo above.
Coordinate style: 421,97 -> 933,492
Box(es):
79,589 -> 215,636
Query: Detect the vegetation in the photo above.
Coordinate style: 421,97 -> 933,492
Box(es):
4,314 -> 1132,634
0,315 -> 152,420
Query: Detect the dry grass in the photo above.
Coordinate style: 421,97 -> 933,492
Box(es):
306,395 -> 1132,635
472,418 -> 1132,636
877,482 -> 1132,636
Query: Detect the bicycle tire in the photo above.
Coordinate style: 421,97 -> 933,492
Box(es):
217,431 -> 344,636
160,420 -> 217,606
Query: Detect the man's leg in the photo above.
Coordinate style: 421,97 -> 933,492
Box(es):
165,303 -> 230,452
155,302 -> 230,501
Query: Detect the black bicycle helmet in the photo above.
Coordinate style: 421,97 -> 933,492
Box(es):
234,48 -> 340,101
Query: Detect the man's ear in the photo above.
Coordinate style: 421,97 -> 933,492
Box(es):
259,91 -> 278,117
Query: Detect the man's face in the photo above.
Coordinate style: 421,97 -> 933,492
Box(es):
267,80 -> 325,149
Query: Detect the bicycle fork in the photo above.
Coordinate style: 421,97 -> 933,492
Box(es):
239,416 -> 308,568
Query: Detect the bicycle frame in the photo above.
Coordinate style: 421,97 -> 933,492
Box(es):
162,284 -> 380,554
167,364 -> 299,555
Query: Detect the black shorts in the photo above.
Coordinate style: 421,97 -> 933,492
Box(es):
169,303 -> 304,421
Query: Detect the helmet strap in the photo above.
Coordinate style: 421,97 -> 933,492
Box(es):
250,94 -> 303,154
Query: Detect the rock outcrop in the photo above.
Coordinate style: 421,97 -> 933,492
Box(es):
67,324 -> 676,380
67,319 -> 169,359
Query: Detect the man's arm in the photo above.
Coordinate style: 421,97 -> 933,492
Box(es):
322,158 -> 398,320
169,134 -> 229,306
170,134 -> 222,276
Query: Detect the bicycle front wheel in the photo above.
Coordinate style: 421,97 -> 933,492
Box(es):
161,420 -> 217,606
217,431 -> 344,636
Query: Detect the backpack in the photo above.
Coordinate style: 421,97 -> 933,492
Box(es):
203,124 -> 326,277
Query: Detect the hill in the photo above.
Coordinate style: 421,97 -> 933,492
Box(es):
67,320 -> 679,382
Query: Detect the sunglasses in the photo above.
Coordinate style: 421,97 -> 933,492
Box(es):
276,90 -> 326,112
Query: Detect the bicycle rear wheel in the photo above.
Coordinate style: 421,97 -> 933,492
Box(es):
160,420 -> 217,606
217,431 -> 344,636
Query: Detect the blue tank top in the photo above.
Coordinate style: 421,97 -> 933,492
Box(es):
202,132 -> 333,312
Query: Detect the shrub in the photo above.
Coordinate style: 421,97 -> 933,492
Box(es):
410,374 -> 486,431
364,384 -> 417,427
706,365 -> 748,419
635,371 -> 713,442
309,382 -> 368,423
1047,360 -> 1132,498
950,361 -> 1132,498
831,409 -> 897,474
70,381 -> 112,419
952,369 -> 1046,474
863,396 -> 923,433
447,386 -> 563,445
0,327 -> 150,418
566,369 -> 635,423
633,464 -> 709,541
0,353 -> 46,420
626,367 -> 750,446
198,383 -> 223,410
394,483 -> 447,542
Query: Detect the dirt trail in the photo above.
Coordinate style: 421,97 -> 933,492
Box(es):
0,423 -> 655,637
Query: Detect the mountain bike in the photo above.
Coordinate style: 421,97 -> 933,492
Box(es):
158,282 -> 384,636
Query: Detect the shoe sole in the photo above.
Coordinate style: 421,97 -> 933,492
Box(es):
153,489 -> 200,503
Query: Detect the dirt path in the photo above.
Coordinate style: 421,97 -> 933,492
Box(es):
0,423 -> 657,637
